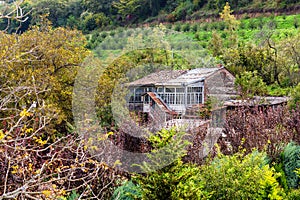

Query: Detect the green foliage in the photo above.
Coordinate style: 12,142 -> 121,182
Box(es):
220,2 -> 239,32
235,70 -> 268,98
83,0 -> 114,15
267,84 -> 291,96
209,31 -> 223,57
0,23 -> 89,133
112,181 -> 141,200
31,0 -> 84,28
82,12 -> 111,32
174,23 -> 181,32
289,83 -> 300,109
113,0 -> 143,19
181,23 -> 190,32
274,162 -> 289,193
67,191 -> 79,200
282,142 -> 300,189
287,189 -> 300,200
200,151 -> 285,200
134,160 -> 211,200
132,128 -> 212,199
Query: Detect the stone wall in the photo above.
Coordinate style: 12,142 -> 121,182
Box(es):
204,68 -> 237,102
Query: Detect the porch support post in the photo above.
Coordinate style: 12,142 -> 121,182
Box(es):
184,84 -> 187,109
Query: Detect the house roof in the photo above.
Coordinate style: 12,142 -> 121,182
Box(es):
223,96 -> 289,107
128,67 -> 223,87
164,67 -> 221,86
127,69 -> 187,86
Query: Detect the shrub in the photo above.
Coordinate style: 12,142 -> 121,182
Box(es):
181,23 -> 190,32
200,151 -> 285,200
111,181 -> 141,200
202,23 -> 209,31
133,128 -> 212,199
239,21 -> 246,29
194,32 -> 200,41
248,19 -> 257,29
294,17 -> 299,28
174,23 -> 181,32
235,70 -> 268,98
220,105 -> 300,160
191,24 -> 198,32
134,160 -> 211,200
82,13 -> 110,32
287,189 -> 300,200
218,22 -> 226,30
274,162 -> 289,192
289,83 -> 300,109
282,142 -> 300,189
165,23 -> 172,30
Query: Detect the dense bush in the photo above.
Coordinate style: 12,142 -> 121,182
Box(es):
112,181 -> 141,200
282,142 -> 300,189
134,160 -> 211,200
82,13 -> 111,32
289,83 -> 300,109
130,126 -> 288,200
133,129 -> 211,200
181,23 -> 190,32
235,70 -> 268,98
200,151 -> 285,200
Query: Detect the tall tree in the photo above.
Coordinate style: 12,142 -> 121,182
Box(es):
83,0 -> 114,15
220,2 -> 239,48
113,0 -> 144,20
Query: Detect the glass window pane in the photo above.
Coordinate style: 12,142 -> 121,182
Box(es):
166,88 -> 175,93
176,87 -> 184,93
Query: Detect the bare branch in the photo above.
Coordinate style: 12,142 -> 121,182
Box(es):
0,0 -> 32,31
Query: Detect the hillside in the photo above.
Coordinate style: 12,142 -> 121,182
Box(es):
1,1 -> 300,199
1,0 -> 300,33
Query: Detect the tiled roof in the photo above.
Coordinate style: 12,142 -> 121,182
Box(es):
164,67 -> 220,86
128,67 -> 222,87
127,69 -> 187,86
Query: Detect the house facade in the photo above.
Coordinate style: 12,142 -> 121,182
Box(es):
127,66 -> 236,121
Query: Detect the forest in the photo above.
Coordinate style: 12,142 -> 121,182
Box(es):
0,0 -> 300,199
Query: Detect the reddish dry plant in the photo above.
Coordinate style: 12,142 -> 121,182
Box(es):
219,105 -> 300,160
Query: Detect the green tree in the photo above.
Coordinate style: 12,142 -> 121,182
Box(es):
83,0 -> 114,15
289,83 -> 300,109
113,0 -> 144,20
235,70 -> 268,98
81,12 -> 110,32
209,31 -> 223,57
0,23 -> 90,132
219,2 -> 239,48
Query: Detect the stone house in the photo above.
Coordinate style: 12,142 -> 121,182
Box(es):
127,66 -> 236,122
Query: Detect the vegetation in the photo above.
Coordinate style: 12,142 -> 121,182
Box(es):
0,0 -> 300,199
131,127 -> 287,200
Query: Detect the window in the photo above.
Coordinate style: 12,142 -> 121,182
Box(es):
157,87 -> 163,93
132,87 -> 154,103
165,88 -> 175,93
187,86 -> 203,105
176,88 -> 184,93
